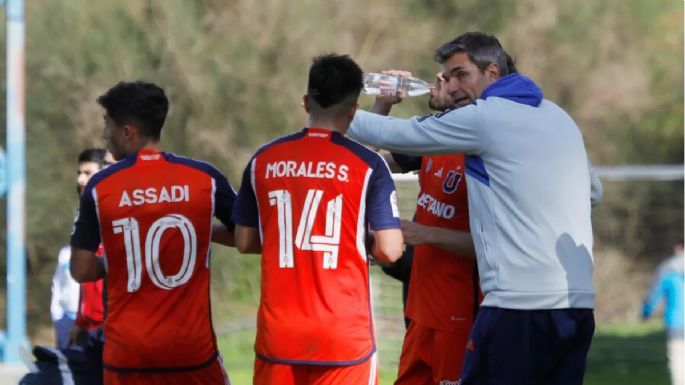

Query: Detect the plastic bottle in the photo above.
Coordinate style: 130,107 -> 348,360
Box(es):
363,72 -> 431,97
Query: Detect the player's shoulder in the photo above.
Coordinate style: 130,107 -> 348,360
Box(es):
162,152 -> 226,179
331,133 -> 389,170
83,153 -> 137,195
253,130 -> 307,158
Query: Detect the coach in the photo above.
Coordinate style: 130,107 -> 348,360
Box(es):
348,32 -> 601,385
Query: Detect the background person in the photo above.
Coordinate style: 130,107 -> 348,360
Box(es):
642,242 -> 684,385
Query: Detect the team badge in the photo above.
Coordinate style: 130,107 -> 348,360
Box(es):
443,170 -> 462,194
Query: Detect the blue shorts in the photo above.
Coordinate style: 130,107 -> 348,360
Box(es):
460,307 -> 594,385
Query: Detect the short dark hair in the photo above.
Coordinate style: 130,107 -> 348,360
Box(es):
434,32 -> 517,76
78,148 -> 111,168
97,81 -> 169,140
307,54 -> 363,109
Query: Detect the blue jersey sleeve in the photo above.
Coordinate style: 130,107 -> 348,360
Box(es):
391,153 -> 422,173
366,160 -> 401,230
70,184 -> 101,252
232,158 -> 260,228
213,170 -> 237,231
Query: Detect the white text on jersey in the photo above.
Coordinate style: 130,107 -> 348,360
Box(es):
118,185 -> 190,207
265,161 -> 349,182
417,192 -> 455,219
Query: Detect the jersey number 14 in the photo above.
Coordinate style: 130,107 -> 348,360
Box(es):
269,189 -> 342,269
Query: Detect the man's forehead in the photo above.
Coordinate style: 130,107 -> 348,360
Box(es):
442,52 -> 474,72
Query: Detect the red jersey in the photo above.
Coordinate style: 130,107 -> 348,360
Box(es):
75,244 -> 105,332
233,128 -> 401,365
71,149 -> 236,372
394,153 -> 481,332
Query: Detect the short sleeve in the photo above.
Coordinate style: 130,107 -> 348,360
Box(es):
231,158 -> 260,227
366,160 -> 401,230
213,169 -> 237,231
70,185 -> 101,252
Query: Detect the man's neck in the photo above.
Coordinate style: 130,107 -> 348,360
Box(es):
307,117 -> 348,135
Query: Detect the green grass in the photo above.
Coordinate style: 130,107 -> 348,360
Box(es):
217,321 -> 670,385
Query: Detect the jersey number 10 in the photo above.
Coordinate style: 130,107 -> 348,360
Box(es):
269,189 -> 342,269
112,214 -> 197,293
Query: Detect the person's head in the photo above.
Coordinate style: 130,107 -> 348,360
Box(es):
97,81 -> 169,160
434,32 -> 517,107
77,148 -> 113,196
302,54 -> 363,131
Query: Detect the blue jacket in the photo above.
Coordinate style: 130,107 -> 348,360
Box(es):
350,74 -> 598,310
643,253 -> 684,337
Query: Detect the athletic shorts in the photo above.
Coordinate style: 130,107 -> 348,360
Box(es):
460,307 -> 594,385
253,353 -> 378,385
104,356 -> 230,385
394,321 -> 469,385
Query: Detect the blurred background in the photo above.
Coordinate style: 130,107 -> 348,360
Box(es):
0,0 -> 681,384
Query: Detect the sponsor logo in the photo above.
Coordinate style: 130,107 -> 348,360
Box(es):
416,192 -> 456,219
139,154 -> 161,161
439,380 -> 461,385
434,167 -> 443,178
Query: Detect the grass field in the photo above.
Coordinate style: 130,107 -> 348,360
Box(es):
217,320 -> 670,385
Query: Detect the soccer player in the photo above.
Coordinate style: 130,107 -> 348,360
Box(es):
348,32 -> 601,385
369,70 -> 481,385
70,81 -> 235,385
232,54 -> 404,385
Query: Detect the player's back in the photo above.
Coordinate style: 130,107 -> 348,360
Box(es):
86,150 -> 224,370
248,128 -> 398,364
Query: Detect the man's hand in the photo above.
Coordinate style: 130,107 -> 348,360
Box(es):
68,324 -> 87,346
428,72 -> 455,111
400,219 -> 434,245
400,219 -> 476,258
370,70 -> 412,116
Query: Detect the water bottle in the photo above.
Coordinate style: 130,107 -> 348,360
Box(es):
363,72 -> 431,97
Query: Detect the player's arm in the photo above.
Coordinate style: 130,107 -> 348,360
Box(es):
212,223 -> 235,247
401,219 -> 476,258
235,224 -> 261,254
371,228 -> 403,263
211,168 -> 238,247
369,71 -> 409,117
70,182 -> 105,282
231,159 -> 261,254
70,248 -> 106,282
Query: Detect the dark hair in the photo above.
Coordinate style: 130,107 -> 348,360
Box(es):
434,32 -> 518,76
78,148 -> 111,168
97,81 -> 169,140
307,54 -> 363,109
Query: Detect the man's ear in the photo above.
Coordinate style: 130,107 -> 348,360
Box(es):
302,95 -> 311,113
122,124 -> 138,141
485,63 -> 501,81
348,102 -> 359,120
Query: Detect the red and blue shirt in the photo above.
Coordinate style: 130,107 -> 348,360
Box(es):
71,149 -> 235,372
233,128 -> 401,365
